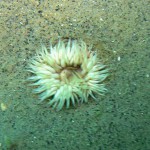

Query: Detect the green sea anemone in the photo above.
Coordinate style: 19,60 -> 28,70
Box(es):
28,39 -> 108,111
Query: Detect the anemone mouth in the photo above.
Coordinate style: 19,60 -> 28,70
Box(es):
28,39 -> 109,111
59,65 -> 83,82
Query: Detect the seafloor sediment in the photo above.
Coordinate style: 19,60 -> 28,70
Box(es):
0,0 -> 149,149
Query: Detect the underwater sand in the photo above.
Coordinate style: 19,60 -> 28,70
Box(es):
0,0 -> 149,150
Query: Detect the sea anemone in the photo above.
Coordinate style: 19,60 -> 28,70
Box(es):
28,39 -> 109,111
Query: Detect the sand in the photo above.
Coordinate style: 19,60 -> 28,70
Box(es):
0,0 -> 149,149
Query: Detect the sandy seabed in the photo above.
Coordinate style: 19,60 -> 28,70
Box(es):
0,0 -> 149,150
